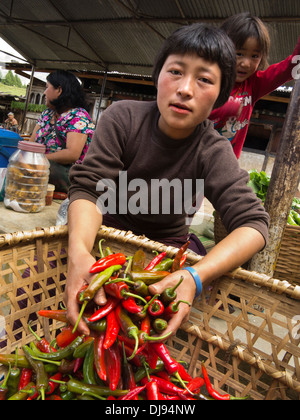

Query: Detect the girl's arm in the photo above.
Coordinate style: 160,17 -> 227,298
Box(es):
252,35 -> 300,102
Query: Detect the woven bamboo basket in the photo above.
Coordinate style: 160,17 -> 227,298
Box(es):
273,225 -> 300,285
214,212 -> 300,286
0,225 -> 300,400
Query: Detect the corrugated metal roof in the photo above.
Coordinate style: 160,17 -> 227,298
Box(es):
0,0 -> 299,76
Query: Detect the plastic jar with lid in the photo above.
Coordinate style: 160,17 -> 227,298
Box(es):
4,141 -> 50,213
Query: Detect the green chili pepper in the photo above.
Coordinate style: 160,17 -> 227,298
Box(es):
83,341 -> 97,385
115,305 -> 140,361
152,258 -> 174,272
130,270 -> 170,285
29,336 -> 84,362
23,345 -> 49,401
82,317 -> 107,333
152,318 -> 168,333
134,360 -> 165,383
73,265 -> 122,333
81,265 -> 123,303
0,363 -> 11,400
67,378 -> 128,398
7,348 -> 21,399
8,382 -> 36,401
132,249 -> 146,272
0,354 -> 30,369
132,280 -> 149,297
160,276 -> 184,305
60,390 -> 76,400
73,337 -> 95,359
131,294 -> 160,321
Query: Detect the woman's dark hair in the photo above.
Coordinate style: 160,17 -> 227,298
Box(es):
221,13 -> 271,70
152,23 -> 237,109
46,70 -> 87,114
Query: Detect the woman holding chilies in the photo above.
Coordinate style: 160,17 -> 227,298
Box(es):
65,24 -> 269,338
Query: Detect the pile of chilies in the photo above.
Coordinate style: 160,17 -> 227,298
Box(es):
0,241 -> 245,401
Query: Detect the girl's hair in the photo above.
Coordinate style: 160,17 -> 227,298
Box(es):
152,23 -> 237,109
221,12 -> 271,70
47,70 -> 87,114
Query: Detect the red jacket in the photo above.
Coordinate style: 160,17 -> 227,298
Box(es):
209,36 -> 300,159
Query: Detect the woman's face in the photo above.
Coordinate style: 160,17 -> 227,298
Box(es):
157,53 -> 221,139
44,81 -> 62,109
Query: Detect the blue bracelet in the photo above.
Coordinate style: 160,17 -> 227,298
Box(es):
182,267 -> 203,298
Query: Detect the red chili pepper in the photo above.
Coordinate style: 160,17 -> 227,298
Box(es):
147,347 -> 190,393
150,343 -> 179,375
87,297 -> 119,323
148,299 -> 165,317
179,253 -> 187,268
76,285 -> 89,303
140,315 -> 151,335
89,253 -> 126,274
171,241 -> 190,273
56,325 -> 80,348
146,380 -> 165,400
182,376 -> 204,395
105,281 -> 147,306
121,297 -> 143,314
73,358 -> 84,373
18,368 -> 33,391
38,309 -> 68,323
46,372 -> 63,395
105,341 -> 121,391
94,331 -> 107,382
163,300 -> 191,319
145,252 -> 167,271
141,375 -> 184,396
103,309 -> 120,350
145,343 -> 159,369
177,363 -> 192,382
46,395 -> 63,400
28,323 -> 57,354
121,343 -> 138,400
118,384 -> 147,400
118,341 -> 142,367
201,363 -> 247,400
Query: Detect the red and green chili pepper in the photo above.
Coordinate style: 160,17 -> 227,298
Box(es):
89,253 -> 126,274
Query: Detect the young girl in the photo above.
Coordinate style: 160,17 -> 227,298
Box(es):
210,12 -> 300,159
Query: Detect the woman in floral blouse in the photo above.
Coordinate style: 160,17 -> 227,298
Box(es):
30,70 -> 95,192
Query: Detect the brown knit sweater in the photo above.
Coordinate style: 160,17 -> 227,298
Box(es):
69,100 -> 269,242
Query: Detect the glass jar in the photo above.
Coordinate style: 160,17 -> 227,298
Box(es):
4,141 -> 50,213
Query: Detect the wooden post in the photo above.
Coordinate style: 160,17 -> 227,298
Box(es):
20,65 -> 35,134
249,78 -> 300,276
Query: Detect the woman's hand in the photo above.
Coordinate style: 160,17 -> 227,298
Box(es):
64,250 -> 96,336
64,199 -> 104,335
149,270 -> 197,338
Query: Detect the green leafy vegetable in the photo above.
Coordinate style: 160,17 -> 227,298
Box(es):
247,170 -> 300,226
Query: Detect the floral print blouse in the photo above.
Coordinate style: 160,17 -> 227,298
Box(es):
36,108 -> 95,162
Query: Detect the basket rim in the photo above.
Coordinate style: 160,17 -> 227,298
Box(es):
0,224 -> 299,301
